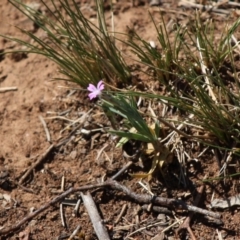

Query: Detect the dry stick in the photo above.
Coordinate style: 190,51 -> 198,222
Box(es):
141,205 -> 172,215
176,185 -> 205,240
0,87 -> 18,93
69,225 -> 81,240
157,116 -> 214,141
61,175 -> 65,191
149,6 -> 194,17
0,180 -> 221,235
178,0 -> 230,15
60,203 -> 66,228
108,181 -> 220,219
126,217 -> 185,239
19,144 -> 55,185
14,182 -> 36,194
73,199 -> 81,217
114,203 -> 127,224
111,161 -> 133,180
39,115 -> 51,142
81,192 -> 111,240
228,2 -> 240,7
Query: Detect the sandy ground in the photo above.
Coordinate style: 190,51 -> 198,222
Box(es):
1,0 -> 240,239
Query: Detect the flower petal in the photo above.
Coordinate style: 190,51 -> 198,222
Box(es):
99,84 -> 104,91
88,92 -> 98,100
97,80 -> 104,91
87,84 -> 97,92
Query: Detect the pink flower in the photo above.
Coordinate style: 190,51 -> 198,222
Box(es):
87,80 -> 104,100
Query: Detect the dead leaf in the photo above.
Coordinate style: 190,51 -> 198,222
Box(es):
209,194 -> 240,209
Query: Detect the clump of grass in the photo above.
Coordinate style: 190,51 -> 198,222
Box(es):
126,13 -> 240,152
3,0 -> 131,87
126,14 -> 184,85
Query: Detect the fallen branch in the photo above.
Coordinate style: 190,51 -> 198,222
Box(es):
0,179 -> 221,235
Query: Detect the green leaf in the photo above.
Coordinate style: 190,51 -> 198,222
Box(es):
154,121 -> 161,138
109,130 -> 152,142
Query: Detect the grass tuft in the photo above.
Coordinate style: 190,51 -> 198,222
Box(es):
124,12 -> 240,151
3,0 -> 131,87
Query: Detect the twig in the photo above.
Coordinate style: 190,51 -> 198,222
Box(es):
61,199 -> 78,206
58,108 -> 72,116
45,116 -> 74,122
150,7 -> 193,17
60,109 -> 92,134
111,161 -> 133,180
16,183 -> 36,194
68,225 -> 81,240
178,0 -> 230,15
161,114 -> 195,144
176,185 -> 205,240
60,174 -> 66,227
73,199 -> 81,217
157,116 -> 214,142
114,203 -> 127,224
125,217 -> 185,239
141,205 -> 172,215
60,203 -> 66,228
0,180 -> 221,235
19,144 -> 55,185
0,87 -> 18,93
162,217 -> 185,233
80,192 -> 111,240
39,115 -> 51,142
61,175 -> 65,191
228,2 -> 240,7
103,181 -> 220,218
138,180 -> 154,196
216,229 -> 223,240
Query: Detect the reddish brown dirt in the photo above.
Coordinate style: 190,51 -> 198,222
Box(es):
1,0 -> 240,239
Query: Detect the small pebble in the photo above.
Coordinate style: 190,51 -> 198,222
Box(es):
149,0 -> 161,6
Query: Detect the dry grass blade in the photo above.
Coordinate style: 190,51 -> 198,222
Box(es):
196,37 -> 217,103
39,115 -> 51,142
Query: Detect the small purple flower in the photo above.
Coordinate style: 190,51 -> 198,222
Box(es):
87,80 -> 104,100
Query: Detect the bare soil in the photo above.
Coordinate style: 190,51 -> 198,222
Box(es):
1,0 -> 240,239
